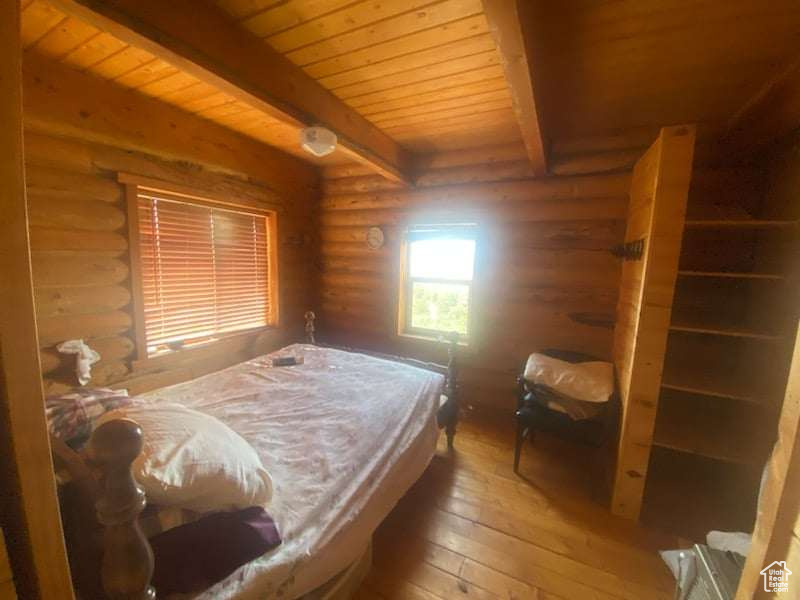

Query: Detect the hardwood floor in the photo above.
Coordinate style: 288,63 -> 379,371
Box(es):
355,414 -> 678,599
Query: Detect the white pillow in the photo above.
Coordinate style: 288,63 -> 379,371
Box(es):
96,403 -> 272,513
523,353 -> 614,404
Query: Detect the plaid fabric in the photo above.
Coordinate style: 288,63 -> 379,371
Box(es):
45,387 -> 132,449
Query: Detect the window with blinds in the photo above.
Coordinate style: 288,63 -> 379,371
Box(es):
133,186 -> 276,357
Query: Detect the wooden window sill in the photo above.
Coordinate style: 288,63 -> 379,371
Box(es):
131,325 -> 275,372
397,330 -> 474,353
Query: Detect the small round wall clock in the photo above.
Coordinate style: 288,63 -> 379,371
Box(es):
366,226 -> 385,250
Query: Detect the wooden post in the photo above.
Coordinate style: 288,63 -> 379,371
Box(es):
0,0 -> 75,597
305,311 -> 316,345
90,419 -> 155,600
442,333 -> 460,449
736,322 -> 800,598
611,125 -> 696,520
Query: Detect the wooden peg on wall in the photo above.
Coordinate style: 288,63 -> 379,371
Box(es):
610,238 -> 646,261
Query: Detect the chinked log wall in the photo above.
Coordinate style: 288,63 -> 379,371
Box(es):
26,130 -> 319,396
318,148 -> 635,412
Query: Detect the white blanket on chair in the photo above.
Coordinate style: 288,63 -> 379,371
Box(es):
524,353 -> 614,404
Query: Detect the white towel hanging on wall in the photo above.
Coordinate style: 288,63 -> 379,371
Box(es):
56,339 -> 100,386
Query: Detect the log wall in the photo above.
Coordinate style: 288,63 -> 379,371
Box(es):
318,147 -> 633,411
26,131 -> 319,395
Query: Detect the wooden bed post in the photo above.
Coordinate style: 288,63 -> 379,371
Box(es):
443,333 -> 460,449
90,419 -> 155,600
305,310 -> 316,345
433,332 -> 461,450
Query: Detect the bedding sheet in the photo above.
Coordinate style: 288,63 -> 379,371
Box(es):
139,343 -> 444,599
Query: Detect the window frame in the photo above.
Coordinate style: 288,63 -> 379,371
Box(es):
398,224 -> 479,344
122,173 -> 280,363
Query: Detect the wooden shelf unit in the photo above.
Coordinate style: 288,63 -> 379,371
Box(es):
641,162 -> 800,538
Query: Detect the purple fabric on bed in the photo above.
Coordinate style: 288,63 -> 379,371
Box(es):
150,506 -> 282,595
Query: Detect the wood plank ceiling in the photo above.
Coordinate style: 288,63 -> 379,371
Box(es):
20,0 -> 336,164
529,0 -> 800,151
20,0 -> 518,164
215,0 -> 520,154
19,0 -> 800,171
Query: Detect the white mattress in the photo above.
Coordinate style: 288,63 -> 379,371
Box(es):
139,343 -> 444,599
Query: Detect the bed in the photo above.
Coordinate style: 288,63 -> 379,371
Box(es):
57,313 -> 460,600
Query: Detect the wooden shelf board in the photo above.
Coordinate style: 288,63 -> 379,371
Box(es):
669,316 -> 782,340
653,395 -> 769,466
660,360 -> 768,403
684,219 -> 799,228
652,427 -> 763,466
677,270 -> 785,280
669,324 -> 781,340
660,381 -> 760,403
650,439 -> 756,466
685,201 -> 753,222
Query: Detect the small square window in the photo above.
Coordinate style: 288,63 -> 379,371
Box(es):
399,224 -> 478,341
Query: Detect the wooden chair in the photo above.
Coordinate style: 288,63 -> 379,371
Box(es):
513,349 -> 616,473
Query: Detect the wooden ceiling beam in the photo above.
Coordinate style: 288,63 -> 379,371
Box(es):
47,0 -> 412,184
482,0 -> 548,175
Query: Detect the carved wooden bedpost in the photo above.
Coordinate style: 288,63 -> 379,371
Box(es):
443,332 -> 460,449
305,310 -> 316,345
91,419 -> 155,600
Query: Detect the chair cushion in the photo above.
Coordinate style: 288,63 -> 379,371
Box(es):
523,353 -> 614,404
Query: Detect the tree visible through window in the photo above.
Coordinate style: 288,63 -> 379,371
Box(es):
401,224 -> 477,340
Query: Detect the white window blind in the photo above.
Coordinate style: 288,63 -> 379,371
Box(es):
136,190 -> 273,356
